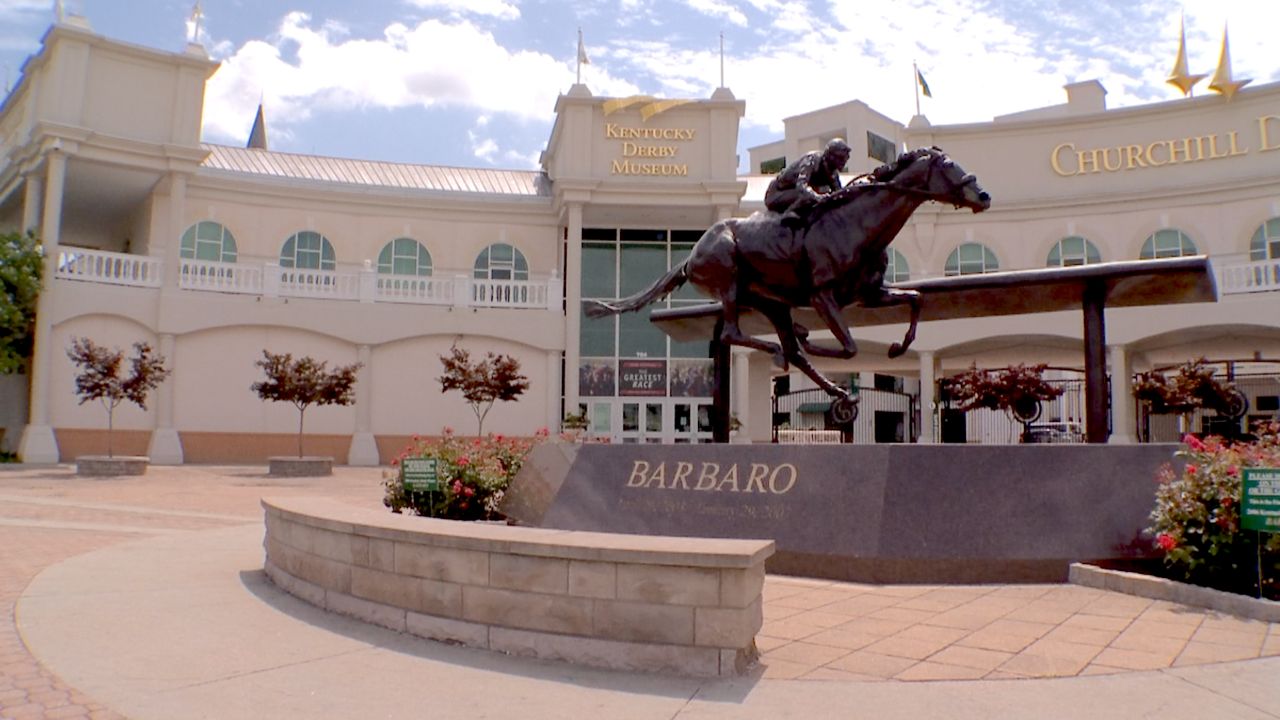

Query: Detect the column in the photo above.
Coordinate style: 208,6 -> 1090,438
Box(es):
22,173 -> 42,234
165,172 -> 186,287
917,351 -> 938,443
545,348 -> 561,433
19,151 -> 67,463
1108,344 -> 1137,444
147,333 -> 185,464
347,344 -> 380,466
732,347 -> 750,443
1082,280 -> 1109,443
563,202 -> 584,420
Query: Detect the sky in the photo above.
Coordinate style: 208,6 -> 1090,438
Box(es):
1,0 -> 1276,174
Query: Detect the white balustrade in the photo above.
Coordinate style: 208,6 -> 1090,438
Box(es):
56,248 -> 162,288
470,277 -> 550,309
1217,258 -> 1280,295
374,275 -> 454,305
776,429 -> 844,444
276,266 -> 361,300
178,259 -> 263,294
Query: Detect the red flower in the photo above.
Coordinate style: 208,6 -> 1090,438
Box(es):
1183,434 -> 1206,451
1227,466 -> 1239,477
1185,464 -> 1198,475
1220,497 -> 1233,508
463,486 -> 475,497
457,456 -> 470,467
1156,533 -> 1178,551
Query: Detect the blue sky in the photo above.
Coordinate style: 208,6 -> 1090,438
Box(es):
2,1 -> 1275,173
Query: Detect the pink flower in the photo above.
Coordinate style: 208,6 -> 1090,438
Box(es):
1183,434 -> 1206,451
451,480 -> 463,494
443,426 -> 454,436
457,456 -> 470,467
1227,466 -> 1239,477
463,486 -> 475,497
494,433 -> 504,441
1156,533 -> 1178,551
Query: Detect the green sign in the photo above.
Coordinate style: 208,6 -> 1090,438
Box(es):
1242,468 -> 1280,533
401,457 -> 440,492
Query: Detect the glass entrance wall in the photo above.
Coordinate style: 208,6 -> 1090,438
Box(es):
579,227 -> 715,442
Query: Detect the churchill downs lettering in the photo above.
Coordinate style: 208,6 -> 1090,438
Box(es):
625,460 -> 798,494
605,123 -> 694,176
1051,115 -> 1280,177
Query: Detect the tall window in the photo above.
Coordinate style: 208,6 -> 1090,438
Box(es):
1140,229 -> 1197,259
945,243 -> 999,276
280,231 -> 335,270
1250,217 -> 1280,261
473,243 -> 528,281
885,248 -> 910,283
377,237 -> 432,276
1047,236 -> 1101,267
180,221 -> 237,262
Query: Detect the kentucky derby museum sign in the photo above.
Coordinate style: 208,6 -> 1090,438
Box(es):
507,443 -> 1186,583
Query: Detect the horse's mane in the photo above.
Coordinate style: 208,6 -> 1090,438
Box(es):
819,147 -> 941,212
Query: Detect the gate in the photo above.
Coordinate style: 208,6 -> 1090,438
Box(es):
772,386 -> 917,444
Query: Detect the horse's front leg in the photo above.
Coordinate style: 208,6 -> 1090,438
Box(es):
798,288 -> 858,359
864,287 -> 921,358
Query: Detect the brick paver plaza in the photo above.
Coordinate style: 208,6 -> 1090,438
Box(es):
0,464 -> 1277,719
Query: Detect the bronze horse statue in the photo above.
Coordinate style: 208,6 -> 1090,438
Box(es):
584,147 -> 991,421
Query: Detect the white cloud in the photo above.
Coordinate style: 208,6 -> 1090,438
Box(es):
683,0 -> 748,27
404,0 -> 521,21
0,0 -> 48,23
201,12 -> 638,144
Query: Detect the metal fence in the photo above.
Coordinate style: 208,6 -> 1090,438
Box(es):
773,386 -> 916,444
937,377 -> 1093,445
1137,372 -> 1280,442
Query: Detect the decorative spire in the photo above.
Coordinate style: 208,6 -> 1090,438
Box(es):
189,1 -> 205,44
1207,24 -> 1250,100
1166,14 -> 1205,96
247,103 -> 268,150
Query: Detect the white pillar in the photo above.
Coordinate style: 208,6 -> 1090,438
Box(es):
165,173 -> 186,283
563,202 -> 584,420
545,348 -> 561,433
1108,344 -> 1137,444
348,344 -> 380,466
22,174 -> 43,234
732,348 -> 750,443
917,351 -> 938,443
19,151 -> 67,463
147,333 -> 184,464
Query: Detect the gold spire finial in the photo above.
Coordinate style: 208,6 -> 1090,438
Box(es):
1166,14 -> 1205,96
1207,24 -> 1250,100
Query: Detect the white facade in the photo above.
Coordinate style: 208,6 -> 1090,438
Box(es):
1,20 -> 1278,462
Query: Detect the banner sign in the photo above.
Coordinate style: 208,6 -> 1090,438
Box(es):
1242,467 -> 1280,533
618,359 -> 667,396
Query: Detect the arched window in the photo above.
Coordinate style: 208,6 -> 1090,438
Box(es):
377,238 -> 432,276
280,231 -> 335,270
944,242 -> 999,276
474,242 -> 528,280
1140,229 -> 1198,259
885,248 -> 910,283
180,221 -> 237,262
1250,218 -> 1280,261
1046,236 -> 1101,267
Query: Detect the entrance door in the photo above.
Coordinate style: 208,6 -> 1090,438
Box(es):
597,399 -> 715,443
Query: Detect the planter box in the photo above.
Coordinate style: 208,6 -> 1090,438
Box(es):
1070,563 -> 1280,623
76,455 -> 149,477
268,456 -> 333,477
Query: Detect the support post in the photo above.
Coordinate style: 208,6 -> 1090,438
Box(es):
147,333 -> 184,464
19,151 -> 67,463
563,203 -> 584,419
347,344 -> 380,466
1108,344 -> 1137,444
917,350 -> 938,444
711,318 -> 731,443
1082,280 -> 1109,444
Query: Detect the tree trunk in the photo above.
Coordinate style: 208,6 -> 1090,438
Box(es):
298,408 -> 306,457
107,404 -> 114,458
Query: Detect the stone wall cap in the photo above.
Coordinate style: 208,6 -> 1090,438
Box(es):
262,497 -> 774,568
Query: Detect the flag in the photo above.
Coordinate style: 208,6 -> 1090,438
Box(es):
577,29 -> 590,66
916,68 -> 932,98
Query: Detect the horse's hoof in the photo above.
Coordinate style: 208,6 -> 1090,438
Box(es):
888,342 -> 905,358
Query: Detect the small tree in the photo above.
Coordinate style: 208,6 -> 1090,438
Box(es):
438,345 -> 529,435
66,337 -> 170,457
252,351 -> 361,457
1,231 -> 43,374
942,363 -> 1065,440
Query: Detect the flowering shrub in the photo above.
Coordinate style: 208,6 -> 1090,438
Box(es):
941,363 -> 1064,423
383,428 -> 547,521
1147,424 -> 1280,599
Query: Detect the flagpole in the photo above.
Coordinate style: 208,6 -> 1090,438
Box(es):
576,28 -> 583,84
719,32 -> 725,87
913,61 -> 921,116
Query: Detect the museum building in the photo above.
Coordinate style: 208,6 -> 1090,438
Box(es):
1,17 -> 1278,463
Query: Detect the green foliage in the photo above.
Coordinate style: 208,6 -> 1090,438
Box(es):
383,428 -> 547,520
0,231 -> 43,374
437,345 -> 529,435
1147,426 -> 1280,599
252,350 -> 361,457
66,337 -> 171,457
942,363 -> 1064,415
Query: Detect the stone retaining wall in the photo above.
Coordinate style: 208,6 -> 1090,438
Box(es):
261,497 -> 774,676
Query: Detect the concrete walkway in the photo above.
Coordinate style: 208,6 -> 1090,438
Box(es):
3,465 -> 1280,719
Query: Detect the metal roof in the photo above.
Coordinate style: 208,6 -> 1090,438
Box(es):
199,144 -> 552,198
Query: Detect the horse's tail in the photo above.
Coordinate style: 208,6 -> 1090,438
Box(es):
582,261 -> 689,318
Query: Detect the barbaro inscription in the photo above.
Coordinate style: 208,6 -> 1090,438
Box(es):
625,460 -> 798,494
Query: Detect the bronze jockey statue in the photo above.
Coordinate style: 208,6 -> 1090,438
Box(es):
764,138 -> 853,229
